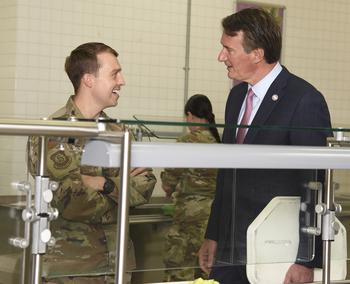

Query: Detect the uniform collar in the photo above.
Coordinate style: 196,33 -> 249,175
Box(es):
66,95 -> 107,119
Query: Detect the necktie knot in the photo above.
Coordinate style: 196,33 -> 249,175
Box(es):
236,88 -> 254,144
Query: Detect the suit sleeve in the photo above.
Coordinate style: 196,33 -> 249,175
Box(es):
205,92 -> 236,241
290,90 -> 332,146
205,168 -> 224,241
290,90 -> 332,268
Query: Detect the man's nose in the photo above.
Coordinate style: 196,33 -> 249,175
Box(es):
217,49 -> 226,62
118,73 -> 126,86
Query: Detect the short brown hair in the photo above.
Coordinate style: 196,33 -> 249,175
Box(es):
222,8 -> 281,64
65,42 -> 119,93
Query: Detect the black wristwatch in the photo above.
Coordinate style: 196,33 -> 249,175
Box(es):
101,177 -> 115,195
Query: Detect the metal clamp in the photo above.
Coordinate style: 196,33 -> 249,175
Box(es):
9,181 -> 33,249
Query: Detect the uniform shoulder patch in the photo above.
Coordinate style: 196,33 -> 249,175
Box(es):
50,151 -> 72,170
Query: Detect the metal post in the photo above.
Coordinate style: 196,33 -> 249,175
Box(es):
183,0 -> 192,106
320,134 -> 347,284
32,254 -> 41,284
182,0 -> 192,134
31,136 -> 48,284
115,131 -> 131,284
322,168 -> 334,284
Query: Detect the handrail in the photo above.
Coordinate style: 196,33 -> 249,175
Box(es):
0,118 -> 122,138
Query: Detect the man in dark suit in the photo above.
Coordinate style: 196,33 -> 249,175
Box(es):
198,8 -> 332,284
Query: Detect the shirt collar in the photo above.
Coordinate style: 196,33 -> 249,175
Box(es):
248,62 -> 282,100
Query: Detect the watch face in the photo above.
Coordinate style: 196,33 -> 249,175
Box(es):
103,178 -> 115,195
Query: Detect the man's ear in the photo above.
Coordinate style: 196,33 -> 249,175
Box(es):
186,111 -> 194,120
252,48 -> 265,64
81,73 -> 95,88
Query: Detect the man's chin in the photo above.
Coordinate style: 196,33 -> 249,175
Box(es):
227,73 -> 236,80
112,97 -> 119,106
105,101 -> 118,109
227,71 -> 239,80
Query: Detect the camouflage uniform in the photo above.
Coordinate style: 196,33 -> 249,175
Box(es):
27,96 -> 156,283
160,129 -> 218,281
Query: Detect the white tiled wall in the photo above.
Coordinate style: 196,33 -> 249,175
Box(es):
1,0 -> 350,194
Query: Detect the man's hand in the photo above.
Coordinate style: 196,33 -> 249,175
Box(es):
130,167 -> 150,177
198,239 -> 217,274
81,174 -> 105,190
284,264 -> 314,283
162,184 -> 173,198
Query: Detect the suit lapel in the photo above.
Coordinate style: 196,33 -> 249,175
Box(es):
225,84 -> 247,143
244,67 -> 290,144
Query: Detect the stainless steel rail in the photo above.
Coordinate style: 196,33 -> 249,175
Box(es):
115,131 -> 131,284
0,118 -> 97,136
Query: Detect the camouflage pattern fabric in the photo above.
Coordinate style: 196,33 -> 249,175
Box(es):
160,129 -> 218,281
43,275 -> 115,284
27,96 -> 156,283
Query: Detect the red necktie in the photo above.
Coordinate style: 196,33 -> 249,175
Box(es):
236,89 -> 254,144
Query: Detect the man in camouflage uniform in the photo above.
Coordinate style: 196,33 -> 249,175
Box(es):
27,42 -> 156,284
161,126 -> 218,282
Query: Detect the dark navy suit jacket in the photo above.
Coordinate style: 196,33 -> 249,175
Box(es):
205,66 -> 332,267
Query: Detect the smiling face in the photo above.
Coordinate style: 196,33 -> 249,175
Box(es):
217,31 -> 258,84
91,52 -> 125,109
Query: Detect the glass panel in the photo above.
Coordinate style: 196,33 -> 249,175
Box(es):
129,171 -> 322,282
1,119 -> 350,284
0,135 -> 30,284
122,122 -> 349,283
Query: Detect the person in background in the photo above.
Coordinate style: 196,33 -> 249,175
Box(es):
161,94 -> 221,281
27,42 -> 156,284
198,8 -> 332,284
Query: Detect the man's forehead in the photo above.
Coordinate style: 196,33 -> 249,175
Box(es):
221,32 -> 243,44
97,52 -> 120,68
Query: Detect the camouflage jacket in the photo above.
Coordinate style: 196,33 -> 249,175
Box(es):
160,129 -> 218,222
27,96 -> 156,278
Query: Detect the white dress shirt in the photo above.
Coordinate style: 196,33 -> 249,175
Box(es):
237,62 -> 283,127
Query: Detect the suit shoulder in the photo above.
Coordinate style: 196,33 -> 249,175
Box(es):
287,72 -> 321,94
229,82 -> 247,96
226,82 -> 248,107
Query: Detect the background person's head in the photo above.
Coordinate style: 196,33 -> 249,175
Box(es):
185,94 -> 221,142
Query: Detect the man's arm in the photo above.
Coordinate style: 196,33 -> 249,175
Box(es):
27,137 -> 156,222
81,168 -> 157,208
287,89 -> 332,281
124,169 -> 156,207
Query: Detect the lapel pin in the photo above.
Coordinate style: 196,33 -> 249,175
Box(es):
272,94 -> 279,101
